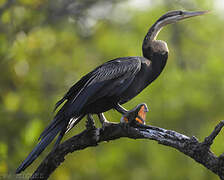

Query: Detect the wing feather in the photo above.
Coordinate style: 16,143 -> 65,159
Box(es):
55,57 -> 141,117
75,57 -> 142,107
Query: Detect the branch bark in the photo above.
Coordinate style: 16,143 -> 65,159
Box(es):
29,116 -> 224,180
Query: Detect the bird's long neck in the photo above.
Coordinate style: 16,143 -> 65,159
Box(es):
141,21 -> 169,85
142,21 -> 169,60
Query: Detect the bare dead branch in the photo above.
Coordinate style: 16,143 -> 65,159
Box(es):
28,115 -> 224,180
202,120 -> 224,147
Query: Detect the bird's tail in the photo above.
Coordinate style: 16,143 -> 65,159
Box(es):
16,120 -> 66,174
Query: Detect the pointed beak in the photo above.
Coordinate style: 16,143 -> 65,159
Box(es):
179,10 -> 210,20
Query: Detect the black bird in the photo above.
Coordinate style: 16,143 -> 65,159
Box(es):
16,10 -> 207,173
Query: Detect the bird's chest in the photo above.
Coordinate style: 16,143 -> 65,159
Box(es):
118,64 -> 151,103
119,55 -> 167,104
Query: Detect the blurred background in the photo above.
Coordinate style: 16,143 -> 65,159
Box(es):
0,0 -> 224,179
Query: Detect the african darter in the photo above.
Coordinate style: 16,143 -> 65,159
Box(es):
16,10 -> 207,173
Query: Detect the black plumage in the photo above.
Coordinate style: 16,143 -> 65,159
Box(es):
16,10 -> 207,174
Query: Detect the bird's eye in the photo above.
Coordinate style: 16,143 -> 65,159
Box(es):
179,11 -> 183,15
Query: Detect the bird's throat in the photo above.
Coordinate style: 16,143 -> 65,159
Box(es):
151,40 -> 169,54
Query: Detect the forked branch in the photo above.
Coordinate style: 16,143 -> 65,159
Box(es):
28,107 -> 224,180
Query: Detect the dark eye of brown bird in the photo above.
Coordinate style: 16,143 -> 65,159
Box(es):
16,10 -> 208,174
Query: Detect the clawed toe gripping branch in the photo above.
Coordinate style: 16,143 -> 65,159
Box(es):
28,105 -> 224,180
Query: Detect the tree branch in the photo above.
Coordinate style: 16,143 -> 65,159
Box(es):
29,113 -> 224,180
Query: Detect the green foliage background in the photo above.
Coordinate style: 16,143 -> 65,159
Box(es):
0,0 -> 224,179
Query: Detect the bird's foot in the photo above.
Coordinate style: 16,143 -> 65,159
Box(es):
98,113 -> 117,129
86,114 -> 96,130
85,114 -> 100,143
120,103 -> 149,126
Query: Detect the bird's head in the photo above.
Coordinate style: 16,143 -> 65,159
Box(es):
156,10 -> 208,28
143,10 -> 209,58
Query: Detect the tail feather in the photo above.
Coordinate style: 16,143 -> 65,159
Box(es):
53,130 -> 65,149
16,121 -> 65,174
38,115 -> 61,141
